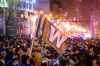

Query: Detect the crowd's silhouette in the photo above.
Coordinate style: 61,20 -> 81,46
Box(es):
0,36 -> 100,66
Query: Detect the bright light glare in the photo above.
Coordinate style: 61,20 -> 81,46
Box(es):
25,0 -> 36,4
46,13 -> 52,21
39,10 -> 44,14
50,19 -> 91,38
30,15 -> 38,23
83,33 -> 92,40
33,0 -> 36,4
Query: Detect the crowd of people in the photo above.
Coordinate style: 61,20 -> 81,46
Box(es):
0,36 -> 100,66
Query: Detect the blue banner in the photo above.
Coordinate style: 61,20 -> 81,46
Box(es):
17,0 -> 36,12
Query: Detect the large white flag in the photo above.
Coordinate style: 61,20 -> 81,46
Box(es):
49,20 -> 67,48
